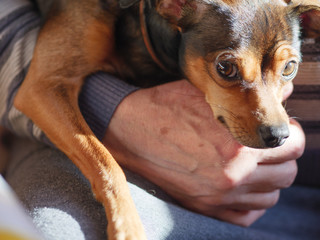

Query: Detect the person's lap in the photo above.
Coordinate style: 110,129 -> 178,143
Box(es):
5,137 -> 320,240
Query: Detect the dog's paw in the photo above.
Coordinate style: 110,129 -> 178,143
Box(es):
107,211 -> 147,240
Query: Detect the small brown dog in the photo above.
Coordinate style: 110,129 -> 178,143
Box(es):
13,0 -> 320,239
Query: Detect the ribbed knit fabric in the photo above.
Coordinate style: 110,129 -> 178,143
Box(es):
0,0 -> 40,139
79,73 -> 139,141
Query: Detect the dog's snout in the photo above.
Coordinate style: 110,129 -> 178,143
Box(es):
259,124 -> 289,148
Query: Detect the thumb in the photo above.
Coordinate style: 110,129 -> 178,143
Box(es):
258,119 -> 305,163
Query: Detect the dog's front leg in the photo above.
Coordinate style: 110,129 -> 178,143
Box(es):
13,39 -> 146,240
14,70 -> 146,240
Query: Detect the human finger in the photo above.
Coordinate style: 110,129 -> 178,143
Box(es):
223,190 -> 281,211
178,195 -> 267,227
244,160 -> 298,192
257,119 -> 305,164
209,209 -> 267,227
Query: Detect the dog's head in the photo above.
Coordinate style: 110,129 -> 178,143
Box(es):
153,0 -> 320,148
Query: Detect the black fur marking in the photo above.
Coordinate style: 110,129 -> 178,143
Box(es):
114,0 -> 182,87
180,1 -> 302,66
119,0 -> 140,9
145,2 -> 181,74
111,0 -> 304,87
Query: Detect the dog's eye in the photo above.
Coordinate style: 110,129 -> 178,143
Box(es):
282,60 -> 298,80
216,61 -> 238,79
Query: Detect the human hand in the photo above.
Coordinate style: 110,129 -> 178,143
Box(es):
103,80 -> 305,227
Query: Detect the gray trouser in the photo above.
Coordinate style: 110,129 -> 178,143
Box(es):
5,137 -> 320,240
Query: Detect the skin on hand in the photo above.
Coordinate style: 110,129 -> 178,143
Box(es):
103,80 -> 305,227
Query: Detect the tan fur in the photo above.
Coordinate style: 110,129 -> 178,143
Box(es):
14,1 -> 145,239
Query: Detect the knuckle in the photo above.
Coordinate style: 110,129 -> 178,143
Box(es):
243,210 -> 266,226
217,171 -> 241,191
219,209 -> 266,227
282,161 -> 298,188
288,135 -> 305,160
251,191 -> 280,209
269,191 -> 280,207
288,120 -> 306,159
292,144 -> 305,159
265,190 -> 280,208
238,216 -> 256,227
240,221 -> 252,227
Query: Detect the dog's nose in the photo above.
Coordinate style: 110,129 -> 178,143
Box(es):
258,124 -> 290,148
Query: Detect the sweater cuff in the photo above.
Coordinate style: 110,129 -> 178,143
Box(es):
79,72 -> 139,141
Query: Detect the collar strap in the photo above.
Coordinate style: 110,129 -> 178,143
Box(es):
139,0 -> 173,74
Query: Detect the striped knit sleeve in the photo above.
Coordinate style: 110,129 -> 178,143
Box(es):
79,73 -> 139,141
0,0 -> 139,143
287,39 -> 320,187
0,0 -> 40,139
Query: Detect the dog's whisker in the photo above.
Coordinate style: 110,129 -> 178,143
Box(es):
289,116 -> 301,120
283,100 -> 288,109
210,103 -> 239,120
218,114 -> 239,125
286,109 -> 293,114
227,126 -> 247,130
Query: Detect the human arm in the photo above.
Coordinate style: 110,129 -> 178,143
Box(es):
103,80 -> 304,226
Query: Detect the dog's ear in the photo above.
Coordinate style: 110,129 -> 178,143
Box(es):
156,0 -> 198,26
119,0 -> 140,8
291,0 -> 320,38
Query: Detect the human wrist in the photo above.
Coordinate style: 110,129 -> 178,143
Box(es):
79,72 -> 139,140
